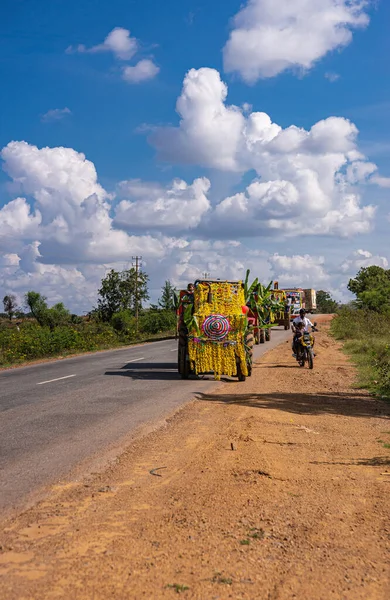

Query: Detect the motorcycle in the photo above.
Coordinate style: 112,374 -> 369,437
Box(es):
296,330 -> 315,369
294,323 -> 318,370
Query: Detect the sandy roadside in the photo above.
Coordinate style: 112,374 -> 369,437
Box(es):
0,324 -> 389,599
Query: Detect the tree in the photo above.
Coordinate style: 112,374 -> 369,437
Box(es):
97,268 -> 149,321
25,291 -> 48,326
158,280 -> 177,311
316,291 -> 338,314
348,266 -> 390,312
3,294 -> 18,321
25,292 -> 71,330
45,303 -> 71,329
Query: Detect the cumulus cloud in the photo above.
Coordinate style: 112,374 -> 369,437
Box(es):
223,0 -> 371,82
41,107 -> 72,123
340,249 -> 389,274
67,27 -> 138,60
0,139 -> 386,312
122,59 -> 160,83
0,141 -> 170,267
151,67 -> 379,237
66,27 -> 159,83
268,253 -> 330,285
114,177 -> 211,232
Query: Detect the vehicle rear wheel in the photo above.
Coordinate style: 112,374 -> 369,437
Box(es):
178,345 -> 190,379
260,329 -> 265,344
265,328 -> 271,342
178,326 -> 190,379
245,331 -> 254,377
237,361 -> 246,382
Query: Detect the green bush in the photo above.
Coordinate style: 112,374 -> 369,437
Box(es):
330,307 -> 390,398
0,311 -> 177,366
0,321 -> 120,365
111,310 -> 136,336
139,310 -> 176,335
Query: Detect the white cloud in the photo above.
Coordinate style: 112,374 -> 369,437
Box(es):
325,72 -> 341,83
340,249 -> 389,274
114,177 -> 211,231
0,141 -> 170,267
41,108 -> 72,123
268,253 -> 330,286
0,139 -> 387,313
223,0 -> 371,83
66,27 -> 159,83
371,175 -> 390,188
67,27 -> 138,60
122,59 -> 159,83
151,68 -> 379,237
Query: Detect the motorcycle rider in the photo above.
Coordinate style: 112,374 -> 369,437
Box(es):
292,309 -> 315,357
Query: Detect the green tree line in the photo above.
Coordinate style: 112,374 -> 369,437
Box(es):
0,270 -> 179,366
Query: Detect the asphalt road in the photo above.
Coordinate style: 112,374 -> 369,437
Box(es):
0,328 -> 291,514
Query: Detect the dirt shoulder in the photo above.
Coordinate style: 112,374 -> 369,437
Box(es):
1,326 -> 389,599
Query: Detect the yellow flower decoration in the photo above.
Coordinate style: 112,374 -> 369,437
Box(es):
187,281 -> 248,380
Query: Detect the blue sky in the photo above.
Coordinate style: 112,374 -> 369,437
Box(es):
1,0 -> 390,310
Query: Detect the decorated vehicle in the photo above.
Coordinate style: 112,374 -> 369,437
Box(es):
270,285 -> 290,331
177,280 -> 253,381
282,288 -> 305,320
244,273 -> 287,343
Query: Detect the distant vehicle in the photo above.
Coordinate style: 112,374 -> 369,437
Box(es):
303,289 -> 317,313
282,288 -> 305,319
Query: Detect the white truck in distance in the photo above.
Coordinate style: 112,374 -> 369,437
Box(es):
303,289 -> 317,313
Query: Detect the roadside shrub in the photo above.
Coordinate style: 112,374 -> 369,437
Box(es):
0,313 -> 177,366
111,310 -> 136,336
331,307 -> 390,398
139,310 -> 176,335
0,321 -> 120,365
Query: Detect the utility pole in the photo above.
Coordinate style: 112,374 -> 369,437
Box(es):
132,256 -> 142,334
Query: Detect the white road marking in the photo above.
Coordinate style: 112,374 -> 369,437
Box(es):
127,357 -> 145,363
37,374 -> 76,385
170,349 -> 177,352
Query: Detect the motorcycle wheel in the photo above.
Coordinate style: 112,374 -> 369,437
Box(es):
307,348 -> 314,370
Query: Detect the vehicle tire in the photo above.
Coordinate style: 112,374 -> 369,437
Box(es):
237,361 -> 246,382
307,348 -> 314,370
260,329 -> 265,344
178,345 -> 190,379
178,326 -> 190,379
245,331 -> 254,357
245,331 -> 254,377
265,329 -> 271,342
255,329 -> 261,345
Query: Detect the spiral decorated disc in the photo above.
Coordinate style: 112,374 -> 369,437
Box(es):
202,314 -> 230,341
